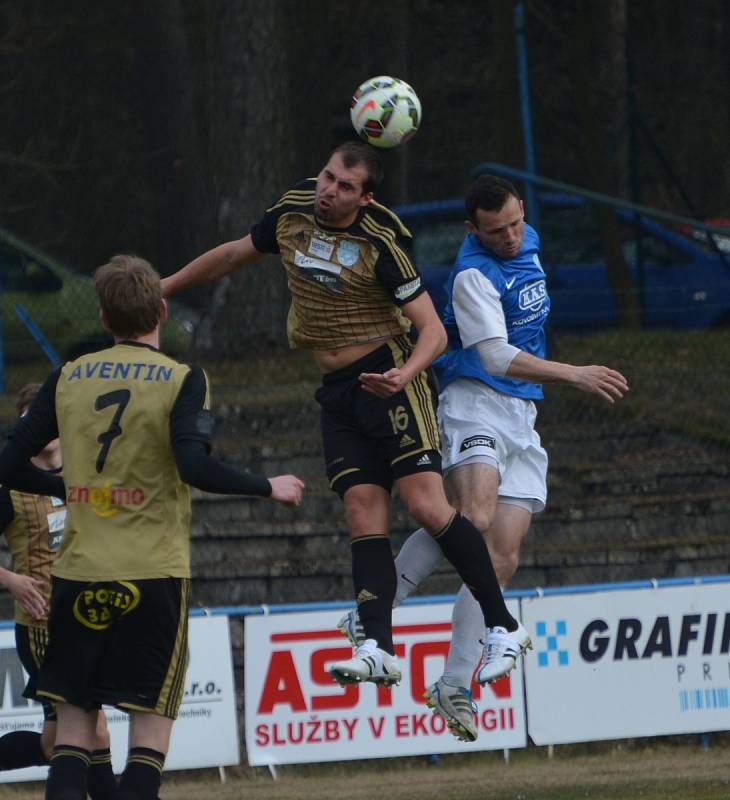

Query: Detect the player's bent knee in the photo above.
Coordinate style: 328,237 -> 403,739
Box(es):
401,494 -> 448,532
345,506 -> 387,536
461,507 -> 494,538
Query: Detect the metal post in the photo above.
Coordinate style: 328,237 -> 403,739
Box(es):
0,304 -> 5,395
514,1 -> 540,231
0,269 -> 5,393
626,26 -> 646,325
13,304 -> 60,367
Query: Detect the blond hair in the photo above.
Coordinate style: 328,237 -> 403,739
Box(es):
94,255 -> 161,339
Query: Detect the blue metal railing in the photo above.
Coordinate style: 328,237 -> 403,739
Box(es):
184,573 -> 730,619
14,304 -> 61,368
472,162 -> 730,238
2,574 -> 727,630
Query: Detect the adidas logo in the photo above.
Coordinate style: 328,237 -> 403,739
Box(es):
416,453 -> 432,466
356,589 -> 378,605
399,433 -> 416,447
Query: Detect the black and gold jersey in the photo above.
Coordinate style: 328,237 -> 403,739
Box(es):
0,486 -> 65,627
51,342 -> 209,581
250,179 -> 426,349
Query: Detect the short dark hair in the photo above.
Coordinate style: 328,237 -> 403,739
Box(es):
465,175 -> 522,223
329,141 -> 384,194
94,255 -> 161,339
16,383 -> 42,415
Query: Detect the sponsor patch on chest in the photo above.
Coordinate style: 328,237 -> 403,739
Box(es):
47,509 -> 66,533
308,236 -> 335,260
519,279 -> 547,311
294,249 -> 342,275
336,239 -> 360,267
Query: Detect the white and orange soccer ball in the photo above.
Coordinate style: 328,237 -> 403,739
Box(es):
350,75 -> 422,148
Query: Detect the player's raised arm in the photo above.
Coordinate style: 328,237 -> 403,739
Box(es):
161,234 -> 264,297
173,438 -> 304,506
504,352 -> 629,403
170,366 -> 305,505
474,339 -> 629,405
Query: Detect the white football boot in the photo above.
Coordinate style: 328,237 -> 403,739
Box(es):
330,639 -> 401,686
476,621 -> 532,684
424,678 -> 478,742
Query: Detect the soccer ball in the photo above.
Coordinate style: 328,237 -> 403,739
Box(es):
350,76 -> 422,148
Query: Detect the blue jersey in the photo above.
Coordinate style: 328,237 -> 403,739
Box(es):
435,223 -> 549,400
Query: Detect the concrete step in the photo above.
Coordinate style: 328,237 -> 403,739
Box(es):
186,482 -> 730,608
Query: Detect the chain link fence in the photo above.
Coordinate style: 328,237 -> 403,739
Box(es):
1,219 -> 729,582
2,239 -> 729,455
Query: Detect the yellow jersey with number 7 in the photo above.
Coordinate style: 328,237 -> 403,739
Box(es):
53,342 -> 205,581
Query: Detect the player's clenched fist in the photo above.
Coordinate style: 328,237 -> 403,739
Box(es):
269,475 -> 305,507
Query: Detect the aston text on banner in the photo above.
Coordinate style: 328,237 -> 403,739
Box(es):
244,601 -> 526,766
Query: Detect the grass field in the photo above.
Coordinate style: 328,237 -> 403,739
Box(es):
2,740 -> 729,799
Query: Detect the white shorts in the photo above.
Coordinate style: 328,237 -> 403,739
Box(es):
438,377 -> 548,513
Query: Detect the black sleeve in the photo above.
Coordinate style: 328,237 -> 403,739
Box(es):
170,367 -> 214,452
174,439 -> 272,497
0,368 -> 65,498
8,368 -> 61,455
170,368 -> 272,497
249,207 -> 281,255
0,488 -> 13,534
249,179 -> 315,254
0,441 -> 66,498
374,241 -> 426,307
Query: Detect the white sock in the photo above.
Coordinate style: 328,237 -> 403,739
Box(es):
441,584 -> 485,689
393,527 -> 444,606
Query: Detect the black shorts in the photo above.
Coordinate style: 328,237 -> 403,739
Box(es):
315,335 -> 442,497
16,624 -> 56,722
37,576 -> 190,719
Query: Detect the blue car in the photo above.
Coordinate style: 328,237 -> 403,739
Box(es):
395,193 -> 730,330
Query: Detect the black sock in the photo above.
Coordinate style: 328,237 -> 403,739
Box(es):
116,747 -> 165,800
434,513 -> 516,630
88,748 -> 116,800
351,535 -> 396,654
0,730 -> 48,769
45,744 -> 90,800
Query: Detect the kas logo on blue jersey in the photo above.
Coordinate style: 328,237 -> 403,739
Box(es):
519,279 -> 547,312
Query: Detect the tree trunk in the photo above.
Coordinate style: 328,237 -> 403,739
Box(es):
183,0 -> 297,355
568,0 -> 641,330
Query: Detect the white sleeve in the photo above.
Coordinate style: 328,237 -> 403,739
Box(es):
474,338 -> 520,376
452,268 -> 508,347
